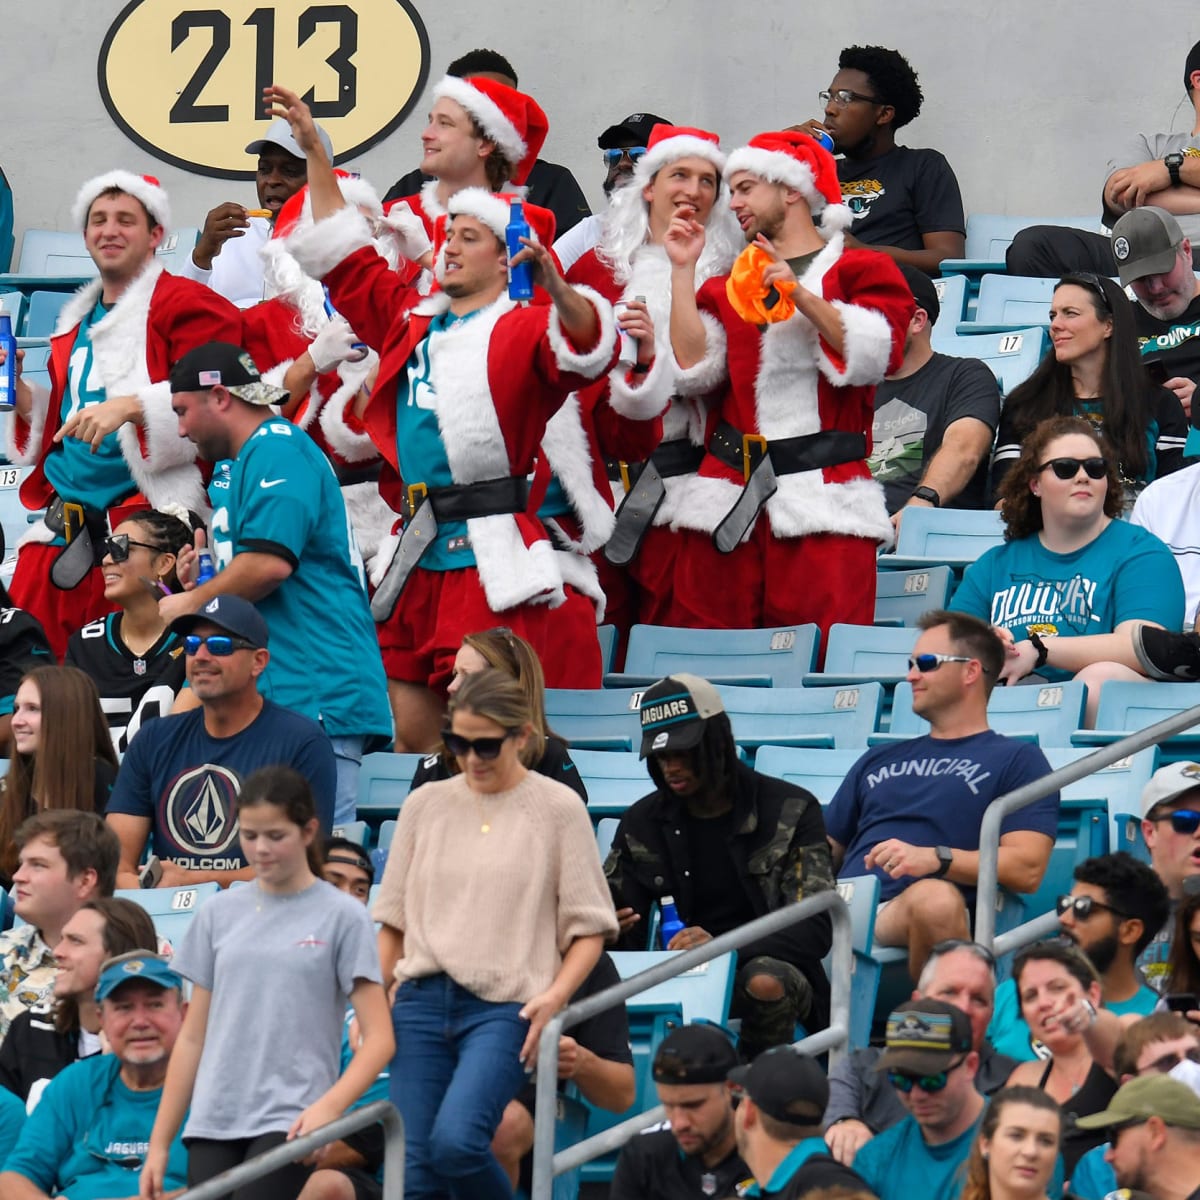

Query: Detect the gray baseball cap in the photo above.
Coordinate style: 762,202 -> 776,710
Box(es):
1111,207 -> 1185,285
246,116 -> 333,163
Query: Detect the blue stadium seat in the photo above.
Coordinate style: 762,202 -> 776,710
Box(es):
883,680 -> 1087,747
0,167 -> 12,273
931,273 -> 968,333
597,624 -> 618,673
876,505 -> 1005,572
0,229 -> 98,291
830,876 -> 882,1050
874,566 -> 954,627
0,468 -> 31,549
1072,681 -> 1200,760
545,687 -> 644,751
13,342 -> 50,393
570,749 -> 649,820
331,820 -> 368,847
356,751 -> 425,826
23,290 -> 71,338
0,291 -> 24,334
752,745 -> 864,805
959,274 -> 1058,334
937,214 -> 1103,281
370,819 -> 398,877
115,883 -> 220,954
716,682 -> 884,752
155,228 -> 201,274
1025,797 -> 1111,920
933,326 -> 1047,396
595,817 -> 620,862
1041,746 -> 1156,821
606,623 -> 820,688
608,950 -> 736,1028
803,625 -> 918,689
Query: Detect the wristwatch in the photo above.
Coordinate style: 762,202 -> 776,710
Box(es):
1166,152 -> 1185,187
911,484 -> 941,507
933,845 -> 953,878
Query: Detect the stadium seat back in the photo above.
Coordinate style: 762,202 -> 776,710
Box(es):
570,749 -> 649,819
545,687 -> 643,751
1041,746 -> 1156,819
115,883 -> 220,955
715,682 -> 884,751
331,820 -> 368,847
23,290 -> 72,338
813,626 -> 918,686
615,623 -> 819,688
1024,797 -> 1111,919
1073,681 -> 1200,760
356,751 -> 425,825
874,566 -> 954,627
16,229 -> 99,277
0,291 -> 24,334
933,326 -> 1047,395
961,214 -> 1102,262
931,273 -> 968,331
596,624 -> 618,673
830,876 -> 882,1049
752,745 -> 864,806
888,679 -> 1086,746
972,274 -> 1057,329
0,467 -> 31,548
155,228 -> 201,274
878,505 -> 1006,570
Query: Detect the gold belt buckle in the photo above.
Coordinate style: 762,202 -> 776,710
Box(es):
741,434 -> 768,483
618,462 -> 633,494
405,482 -> 428,520
62,501 -> 86,544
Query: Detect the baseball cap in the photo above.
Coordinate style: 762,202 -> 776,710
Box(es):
898,265 -> 940,325
1074,1073 -> 1200,1131
169,342 -> 290,407
246,116 -> 333,163
95,951 -> 183,1003
1140,761 -> 1200,817
652,1024 -> 739,1085
639,673 -> 725,759
1111,207 -> 1185,285
169,594 -> 270,649
598,112 -> 673,150
876,999 -> 973,1075
727,1046 -> 828,1124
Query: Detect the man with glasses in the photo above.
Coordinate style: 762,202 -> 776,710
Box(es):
163,341 -> 391,825
0,951 -> 189,1200
1071,1013 -> 1200,1199
826,610 -> 1058,981
987,853 -> 1171,1062
106,594 -> 335,889
824,939 -> 1016,1166
1075,1073 -> 1200,1200
797,45 -> 965,276
850,1000 -> 984,1199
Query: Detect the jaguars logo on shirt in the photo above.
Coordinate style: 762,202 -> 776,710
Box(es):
841,178 -> 885,217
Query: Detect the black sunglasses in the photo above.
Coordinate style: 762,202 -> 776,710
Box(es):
442,729 -> 518,760
1151,808 -> 1200,835
1038,457 -> 1108,480
183,634 -> 259,657
1056,894 -> 1130,921
102,534 -> 165,562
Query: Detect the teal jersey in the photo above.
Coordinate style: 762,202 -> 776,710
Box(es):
44,300 -> 136,511
538,475 -> 572,520
210,417 -> 390,739
395,311 -> 481,571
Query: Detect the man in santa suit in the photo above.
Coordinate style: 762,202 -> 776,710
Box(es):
0,171 -> 241,658
272,84 -> 620,751
386,73 -> 548,241
565,123 -> 742,637
666,131 -> 914,647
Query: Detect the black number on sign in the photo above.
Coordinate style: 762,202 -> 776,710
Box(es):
245,8 -> 277,120
300,5 -> 357,117
169,11 -> 232,124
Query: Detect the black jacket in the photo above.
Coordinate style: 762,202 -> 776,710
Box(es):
0,1006 -> 87,1101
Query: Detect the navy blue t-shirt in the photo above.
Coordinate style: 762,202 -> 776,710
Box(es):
106,700 -> 335,871
826,731 -> 1059,903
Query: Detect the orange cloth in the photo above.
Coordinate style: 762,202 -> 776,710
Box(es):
725,244 -> 796,324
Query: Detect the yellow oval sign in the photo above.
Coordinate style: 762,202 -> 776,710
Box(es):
99,0 -> 430,179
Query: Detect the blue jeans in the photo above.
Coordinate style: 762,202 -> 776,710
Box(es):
327,734 -> 364,828
389,974 -> 529,1200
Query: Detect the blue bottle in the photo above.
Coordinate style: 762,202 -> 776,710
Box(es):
196,549 -> 215,585
506,200 -> 534,301
0,312 -> 16,412
660,895 -> 685,950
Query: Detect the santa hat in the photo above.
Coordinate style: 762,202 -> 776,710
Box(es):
272,170 -> 383,240
723,131 -> 853,237
432,75 -> 549,186
72,170 -> 171,231
444,188 -> 556,246
633,124 -> 726,186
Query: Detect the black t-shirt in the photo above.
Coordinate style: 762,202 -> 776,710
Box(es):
410,734 -> 588,803
837,146 -> 965,250
869,350 -> 1001,512
610,1130 -> 752,1200
0,604 -> 52,714
685,809 -> 757,937
1134,291 -> 1200,423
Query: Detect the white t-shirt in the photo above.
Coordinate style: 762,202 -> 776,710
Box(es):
1131,460 -> 1200,628
179,217 -> 271,308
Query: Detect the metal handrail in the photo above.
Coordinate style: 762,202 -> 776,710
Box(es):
974,702 -> 1200,948
530,889 -> 853,1200
173,1100 -> 404,1200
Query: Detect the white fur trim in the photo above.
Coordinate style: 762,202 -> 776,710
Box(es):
261,358 -> 293,389
72,169 -> 170,230
118,382 -> 208,513
545,285 -> 617,380
470,516 -> 565,610
368,523 -> 401,589
820,204 -> 855,234
288,206 -> 374,281
447,188 -> 515,241
673,310 -> 728,396
541,397 -> 616,553
318,354 -> 378,462
823,299 -> 896,388
413,292 -> 452,318
16,516 -> 59,551
337,176 -> 383,216
633,135 -> 727,186
342,478 -> 395,572
419,179 -> 446,223
433,76 -> 526,167
553,548 -> 605,622
6,383 -> 49,466
607,344 -> 672,421
56,279 -> 105,338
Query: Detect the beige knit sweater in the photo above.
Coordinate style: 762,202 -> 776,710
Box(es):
371,770 -> 619,1002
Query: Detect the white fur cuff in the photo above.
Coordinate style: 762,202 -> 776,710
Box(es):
6,384 -> 49,466
821,300 -> 895,388
288,206 -> 375,281
607,344 -> 673,421
546,285 -> 618,381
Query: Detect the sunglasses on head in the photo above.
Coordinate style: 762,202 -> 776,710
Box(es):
886,1058 -> 964,1093
1066,272 -> 1113,312
602,146 -> 647,166
441,729 -> 518,760
102,534 -> 164,562
1038,457 -> 1108,480
908,653 -> 985,674
1151,808 -> 1200,835
183,634 -> 259,656
1055,893 -> 1129,921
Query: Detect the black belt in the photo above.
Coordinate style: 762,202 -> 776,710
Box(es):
334,461 -> 383,488
44,495 -> 109,543
400,476 -> 530,523
605,439 -> 705,490
707,422 -> 867,478
44,494 -> 112,591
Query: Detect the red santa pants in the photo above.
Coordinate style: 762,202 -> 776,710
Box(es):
377,565 -> 602,694
668,521 -> 877,660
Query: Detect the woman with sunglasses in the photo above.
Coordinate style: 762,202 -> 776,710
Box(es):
409,627 -> 587,802
374,668 -> 617,1200
951,416 -> 1184,725
1005,941 -> 1117,1175
959,1086 -> 1063,1200
0,665 -> 118,887
65,508 -> 195,755
990,273 -> 1186,508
